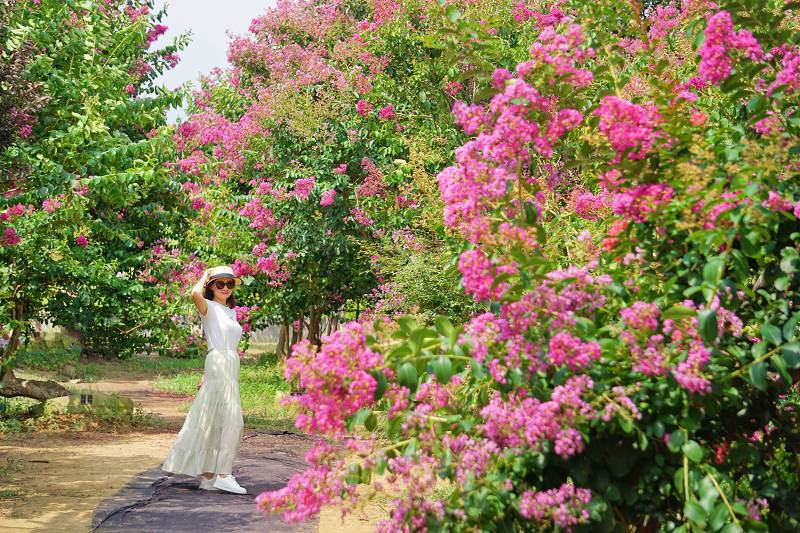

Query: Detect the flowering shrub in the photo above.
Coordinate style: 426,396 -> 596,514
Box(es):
261,1 -> 800,531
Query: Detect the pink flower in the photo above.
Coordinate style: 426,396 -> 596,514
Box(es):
42,198 -> 62,213
334,164 -> 347,174
698,11 -> 763,85
458,249 -> 518,302
320,189 -> 336,206
284,322 -> 384,436
378,104 -> 395,120
690,111 -> 708,126
356,99 -> 373,116
75,235 -> 89,247
547,332 -> 601,371
293,176 -> 316,199
444,80 -> 464,97
594,96 -> 662,162
1,227 -> 21,246
519,483 -> 592,529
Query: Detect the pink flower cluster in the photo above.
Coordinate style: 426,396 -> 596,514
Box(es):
610,183 -> 674,223
255,252 -> 291,287
618,300 -> 731,394
547,331 -> 601,371
594,96 -> 662,162
523,24 -> 594,88
319,188 -> 336,206
239,198 -> 277,230
697,11 -> 763,85
284,322 -> 384,436
769,45 -> 800,95
356,158 -> 385,198
256,443 -> 345,523
519,483 -> 592,530
378,104 -> 395,120
233,305 -> 258,333
458,249 -> 518,302
293,176 -> 315,199
512,1 -> 566,27
572,189 -> 609,220
480,375 -> 595,458
348,206 -> 373,227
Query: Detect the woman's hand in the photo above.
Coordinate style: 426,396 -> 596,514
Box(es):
196,375 -> 204,391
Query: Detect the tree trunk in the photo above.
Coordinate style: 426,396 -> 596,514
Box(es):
290,312 -> 304,346
0,300 -> 68,401
276,322 -> 289,359
0,368 -> 68,401
307,307 -> 322,346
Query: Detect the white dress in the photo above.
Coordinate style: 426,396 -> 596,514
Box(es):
162,299 -> 244,476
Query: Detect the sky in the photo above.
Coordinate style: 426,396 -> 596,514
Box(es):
152,0 -> 276,121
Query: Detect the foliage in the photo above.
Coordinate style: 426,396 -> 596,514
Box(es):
260,1 -> 800,531
0,0 -> 189,369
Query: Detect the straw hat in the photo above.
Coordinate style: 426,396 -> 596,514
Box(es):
204,265 -> 242,287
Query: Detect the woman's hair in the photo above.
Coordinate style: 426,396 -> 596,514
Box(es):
203,285 -> 237,308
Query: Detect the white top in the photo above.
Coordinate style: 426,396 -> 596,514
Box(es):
201,299 -> 242,352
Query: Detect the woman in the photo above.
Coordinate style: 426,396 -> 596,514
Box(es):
162,265 -> 247,494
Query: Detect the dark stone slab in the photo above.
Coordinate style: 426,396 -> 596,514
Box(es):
91,432 -> 315,532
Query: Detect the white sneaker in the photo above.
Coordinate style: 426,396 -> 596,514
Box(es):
199,476 -> 217,490
212,475 -> 247,494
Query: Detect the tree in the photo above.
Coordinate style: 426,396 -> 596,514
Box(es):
0,0 -> 188,399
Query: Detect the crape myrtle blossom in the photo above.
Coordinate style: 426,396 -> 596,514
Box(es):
697,11 -> 763,86
519,483 -> 592,529
283,322 -> 384,436
439,24 -> 592,247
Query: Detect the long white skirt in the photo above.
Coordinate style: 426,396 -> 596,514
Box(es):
162,348 -> 243,476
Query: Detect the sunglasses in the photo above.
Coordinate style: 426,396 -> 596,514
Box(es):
212,280 -> 236,290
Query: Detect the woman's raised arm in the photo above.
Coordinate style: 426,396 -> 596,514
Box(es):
192,269 -> 211,316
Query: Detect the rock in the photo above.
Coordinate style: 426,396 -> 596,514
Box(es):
67,391 -> 134,417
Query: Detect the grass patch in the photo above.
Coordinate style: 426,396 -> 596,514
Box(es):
13,346 -> 100,382
122,355 -> 205,376
152,351 -> 296,432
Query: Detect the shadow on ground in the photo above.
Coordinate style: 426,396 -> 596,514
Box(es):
91,432 -> 315,533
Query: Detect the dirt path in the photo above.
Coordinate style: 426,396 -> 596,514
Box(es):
0,376 -> 382,532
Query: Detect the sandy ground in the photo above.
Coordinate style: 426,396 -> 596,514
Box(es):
0,375 -> 383,533
0,431 -> 174,532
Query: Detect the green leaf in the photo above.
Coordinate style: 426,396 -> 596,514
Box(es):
397,362 -> 419,392
684,501 -> 708,527
662,305 -> 696,320
372,370 -> 388,400
782,342 -> 800,368
698,310 -> 718,345
434,316 -> 454,339
770,355 -> 792,384
720,524 -> 743,533
703,257 -> 724,285
760,322 -> 782,346
783,313 -> 800,341
774,276 -> 790,291
682,440 -> 704,463
364,413 -> 377,432
749,361 -> 768,391
432,356 -> 453,384
709,502 -> 729,531
667,431 -> 686,453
